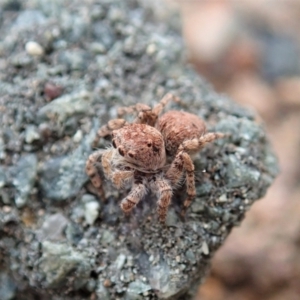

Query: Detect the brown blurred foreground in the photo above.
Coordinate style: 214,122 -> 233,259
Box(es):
168,0 -> 300,299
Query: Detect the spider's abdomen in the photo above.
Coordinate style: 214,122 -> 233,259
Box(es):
156,110 -> 206,157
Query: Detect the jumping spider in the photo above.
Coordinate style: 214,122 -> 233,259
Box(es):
86,123 -> 172,222
86,93 -> 224,222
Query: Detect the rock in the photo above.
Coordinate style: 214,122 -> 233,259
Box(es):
39,241 -> 92,288
43,82 -> 64,101
0,1 -> 278,299
37,213 -> 69,241
25,41 -> 44,56
127,280 -> 151,295
39,129 -> 96,200
0,272 -> 16,300
0,166 -> 7,188
12,10 -> 46,30
24,124 -> 40,143
114,254 -> 127,270
37,90 -> 92,123
65,222 -> 84,245
96,283 -> 111,300
12,154 -> 38,207
57,50 -> 89,71
82,194 -> 100,225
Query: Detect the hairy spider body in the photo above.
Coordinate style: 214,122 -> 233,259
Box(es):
117,94 -> 225,209
86,123 -> 172,222
86,93 -> 224,222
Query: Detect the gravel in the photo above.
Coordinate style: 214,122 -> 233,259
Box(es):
0,0 -> 278,299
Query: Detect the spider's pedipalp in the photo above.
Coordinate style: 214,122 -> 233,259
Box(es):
85,150 -> 105,198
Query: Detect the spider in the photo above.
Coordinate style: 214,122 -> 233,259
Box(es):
86,93 -> 224,221
115,93 -> 225,209
86,123 -> 173,222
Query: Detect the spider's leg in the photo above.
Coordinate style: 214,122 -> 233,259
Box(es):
178,132 -> 225,153
165,152 -> 185,187
120,174 -> 147,213
85,150 -> 105,199
117,103 -> 156,126
152,93 -> 181,116
117,103 -> 151,118
180,152 -> 196,208
166,150 -> 196,209
93,118 -> 128,147
150,175 -> 172,223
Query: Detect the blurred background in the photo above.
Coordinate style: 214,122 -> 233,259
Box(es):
155,0 -> 300,299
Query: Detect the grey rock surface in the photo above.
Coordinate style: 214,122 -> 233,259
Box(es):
0,0 -> 278,299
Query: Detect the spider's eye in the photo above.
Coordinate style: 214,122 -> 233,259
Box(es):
112,139 -> 117,148
147,142 -> 152,147
125,166 -> 131,171
118,147 -> 125,156
128,151 -> 134,158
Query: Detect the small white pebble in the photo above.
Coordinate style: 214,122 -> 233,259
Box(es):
25,41 -> 44,56
84,201 -> 100,225
218,194 -> 227,202
73,130 -> 83,143
146,43 -> 156,55
3,206 -> 11,213
201,241 -> 209,255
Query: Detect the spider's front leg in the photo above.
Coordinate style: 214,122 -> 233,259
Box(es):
117,103 -> 155,126
120,174 -> 148,214
152,93 -> 181,116
150,174 -> 172,223
93,118 -> 128,147
117,103 -> 151,118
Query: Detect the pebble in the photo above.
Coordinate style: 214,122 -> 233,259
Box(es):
128,280 -> 151,294
24,124 -> 40,143
218,194 -> 227,202
114,254 -> 127,270
0,166 -> 7,188
84,201 -> 100,225
201,241 -> 209,255
39,241 -> 92,288
36,213 -> 69,241
25,41 -> 44,56
73,129 -> 83,143
12,154 -> 38,207
0,272 -> 16,300
37,90 -> 92,123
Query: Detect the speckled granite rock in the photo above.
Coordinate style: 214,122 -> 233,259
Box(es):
0,0 -> 278,299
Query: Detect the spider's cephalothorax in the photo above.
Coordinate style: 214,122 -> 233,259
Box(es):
86,123 -> 172,222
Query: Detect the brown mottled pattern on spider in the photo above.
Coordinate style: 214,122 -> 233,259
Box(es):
86,93 -> 225,221
114,93 -> 225,211
86,123 -> 172,222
